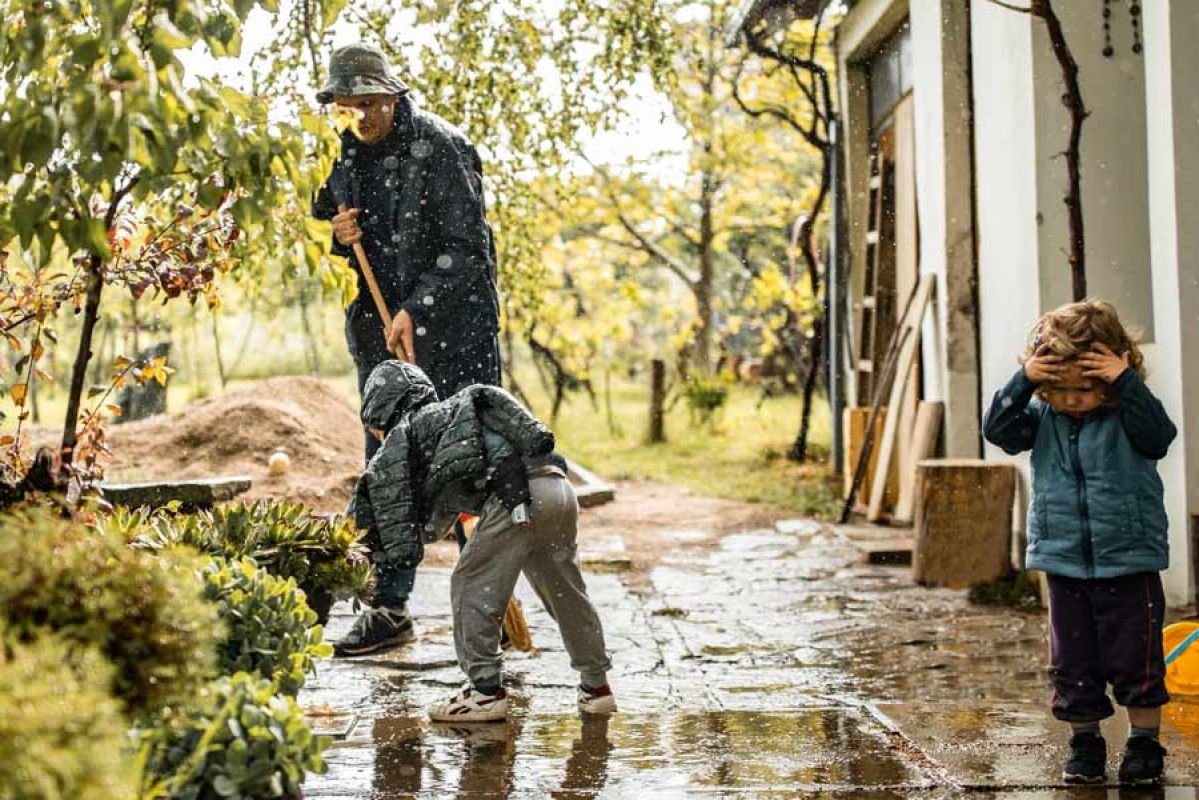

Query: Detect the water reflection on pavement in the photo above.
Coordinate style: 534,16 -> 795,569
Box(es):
300,521 -> 1199,798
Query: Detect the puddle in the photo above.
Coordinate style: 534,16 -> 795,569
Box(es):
878,702 -> 1199,789
303,709 -> 928,798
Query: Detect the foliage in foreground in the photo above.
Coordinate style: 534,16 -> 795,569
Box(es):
103,500 -> 373,612
0,506 -> 222,719
968,571 -> 1043,613
0,631 -> 137,800
139,672 -> 328,800
202,557 -> 332,696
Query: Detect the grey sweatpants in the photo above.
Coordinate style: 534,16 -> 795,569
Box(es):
451,474 -> 612,690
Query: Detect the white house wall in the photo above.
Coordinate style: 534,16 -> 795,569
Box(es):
1144,0 -> 1199,607
971,0 -> 1041,543
971,1 -> 1192,604
908,0 -> 979,458
1030,3 -> 1155,337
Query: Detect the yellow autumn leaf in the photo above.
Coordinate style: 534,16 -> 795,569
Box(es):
11,383 -> 27,406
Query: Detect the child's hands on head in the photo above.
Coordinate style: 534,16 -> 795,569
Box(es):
1024,344 -> 1067,385
1077,342 -> 1130,384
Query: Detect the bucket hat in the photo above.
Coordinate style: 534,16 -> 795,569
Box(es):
316,43 -> 410,104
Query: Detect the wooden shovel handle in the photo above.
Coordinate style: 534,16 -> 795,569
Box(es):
337,203 -> 397,346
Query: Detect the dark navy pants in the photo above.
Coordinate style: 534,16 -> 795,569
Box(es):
353,334 -> 502,610
1047,572 -> 1169,721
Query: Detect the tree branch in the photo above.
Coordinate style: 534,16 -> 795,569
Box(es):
985,0 -> 1034,13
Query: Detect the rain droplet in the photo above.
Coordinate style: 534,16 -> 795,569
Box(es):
416,327 -> 427,337
383,155 -> 400,170
422,296 -> 434,306
411,140 -> 433,159
436,254 -> 453,269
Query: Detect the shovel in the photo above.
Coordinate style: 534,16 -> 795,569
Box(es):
337,203 -> 410,362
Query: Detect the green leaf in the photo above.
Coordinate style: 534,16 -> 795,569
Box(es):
212,774 -> 238,797
321,0 -> 349,31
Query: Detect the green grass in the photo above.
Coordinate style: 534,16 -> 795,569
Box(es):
520,371 -> 841,518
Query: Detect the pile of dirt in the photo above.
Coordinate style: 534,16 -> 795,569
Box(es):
103,377 -> 364,513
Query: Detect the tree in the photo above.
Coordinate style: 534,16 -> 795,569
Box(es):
730,4 -> 838,461
580,0 -> 818,378
252,0 -> 676,326
0,0 -> 341,486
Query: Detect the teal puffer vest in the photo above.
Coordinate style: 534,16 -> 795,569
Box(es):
983,368 -> 1176,580
1026,407 -> 1168,578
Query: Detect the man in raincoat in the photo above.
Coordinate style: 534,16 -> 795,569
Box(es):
312,43 -> 502,655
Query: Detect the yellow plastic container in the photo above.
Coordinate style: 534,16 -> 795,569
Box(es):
1164,622 -> 1199,696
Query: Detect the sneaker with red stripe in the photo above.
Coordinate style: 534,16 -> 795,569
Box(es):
577,684 -> 617,715
428,686 -> 509,723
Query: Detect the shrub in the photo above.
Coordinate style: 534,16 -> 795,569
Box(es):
139,672 -> 329,800
105,501 -> 373,619
0,507 -> 222,719
0,631 -> 137,800
201,557 -> 332,696
682,374 -> 731,427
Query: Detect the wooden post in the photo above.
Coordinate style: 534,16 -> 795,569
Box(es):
648,359 -> 666,444
913,459 -> 1015,588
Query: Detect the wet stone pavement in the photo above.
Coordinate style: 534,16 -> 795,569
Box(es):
299,516 -> 1199,798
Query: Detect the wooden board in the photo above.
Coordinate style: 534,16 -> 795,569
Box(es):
892,96 -> 920,501
892,400 -> 944,525
912,459 -> 1015,588
867,272 -> 935,522
843,406 -> 897,510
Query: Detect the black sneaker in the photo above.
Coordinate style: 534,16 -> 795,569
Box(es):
332,607 -> 414,657
1063,732 -> 1107,784
1119,736 -> 1166,786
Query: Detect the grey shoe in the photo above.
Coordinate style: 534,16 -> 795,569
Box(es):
333,607 -> 414,656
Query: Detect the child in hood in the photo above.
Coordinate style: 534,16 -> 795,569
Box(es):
351,360 -> 615,721
983,300 -> 1176,786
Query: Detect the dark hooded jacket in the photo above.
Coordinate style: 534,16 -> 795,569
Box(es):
352,361 -> 562,567
312,95 -> 500,369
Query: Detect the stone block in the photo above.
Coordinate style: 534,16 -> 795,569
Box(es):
100,475 -> 252,510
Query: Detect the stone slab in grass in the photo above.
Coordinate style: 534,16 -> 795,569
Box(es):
100,475 -> 252,509
875,701 -> 1199,789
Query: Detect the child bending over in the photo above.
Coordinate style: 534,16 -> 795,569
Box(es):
351,360 -> 615,722
984,300 -> 1176,786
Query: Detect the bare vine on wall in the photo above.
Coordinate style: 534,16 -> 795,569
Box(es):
991,0 -> 1089,300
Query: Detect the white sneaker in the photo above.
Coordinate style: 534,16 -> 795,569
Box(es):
428,686 -> 509,723
577,685 -> 617,715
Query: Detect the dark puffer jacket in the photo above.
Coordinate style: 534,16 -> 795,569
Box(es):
352,362 -> 559,566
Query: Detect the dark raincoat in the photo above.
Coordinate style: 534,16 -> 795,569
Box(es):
312,95 -> 501,372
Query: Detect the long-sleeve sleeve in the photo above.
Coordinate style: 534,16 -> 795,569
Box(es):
400,140 -> 493,328
356,426 -> 425,567
1113,368 -> 1177,460
476,386 -> 555,457
312,168 -> 353,261
982,368 -> 1043,455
